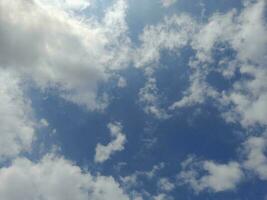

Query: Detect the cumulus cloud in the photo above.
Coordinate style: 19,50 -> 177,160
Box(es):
134,15 -> 196,118
0,0 -> 266,198
178,157 -> 243,193
95,122 -> 126,163
0,0 -> 130,111
0,70 -> 35,160
135,14 -> 196,68
135,0 -> 267,128
178,135 -> 267,193
0,155 -> 130,200
173,0 -> 267,128
244,136 -> 267,180
218,0 -> 267,127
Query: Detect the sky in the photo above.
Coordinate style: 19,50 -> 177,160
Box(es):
0,0 -> 267,199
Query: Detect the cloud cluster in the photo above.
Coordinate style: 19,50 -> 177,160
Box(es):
0,1 -> 131,199
95,122 -> 126,163
157,178 -> 175,192
172,1 -> 267,192
172,0 -> 267,128
135,14 -> 195,68
244,136 -> 267,180
139,76 -> 170,120
0,155 -> 129,200
0,0 -> 266,198
0,70 -> 35,160
178,157 -> 243,193
133,6 -> 267,194
0,0 -> 130,111
135,14 -> 196,119
135,0 -> 267,128
133,1 -> 267,193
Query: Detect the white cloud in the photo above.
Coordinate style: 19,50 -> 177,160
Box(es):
169,70 -> 219,110
0,70 -> 35,160
244,136 -> 267,180
120,174 -> 138,188
134,14 -> 197,118
120,162 -> 165,191
135,14 -> 196,68
222,64 -> 267,127
165,0 -> 267,129
95,122 -> 126,163
142,162 -> 166,179
0,155 -> 130,200
200,161 -> 243,192
219,0 -> 267,127
157,178 -> 175,192
160,0 -> 177,8
0,0 -> 130,111
139,76 -> 170,120
36,0 -> 91,11
178,157 -> 243,193
191,10 -> 237,63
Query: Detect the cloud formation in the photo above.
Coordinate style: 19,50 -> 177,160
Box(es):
134,0 -> 267,127
0,0 -> 130,111
0,70 -> 35,160
95,122 -> 126,163
0,0 -> 266,198
244,136 -> 267,180
178,157 -> 244,193
0,155 -> 130,200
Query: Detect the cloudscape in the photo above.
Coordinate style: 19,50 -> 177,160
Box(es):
0,0 -> 266,199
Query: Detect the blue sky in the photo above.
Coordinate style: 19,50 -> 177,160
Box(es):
0,0 -> 267,199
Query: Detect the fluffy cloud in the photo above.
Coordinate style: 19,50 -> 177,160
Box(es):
120,163 -> 167,200
0,0 -> 130,111
178,157 -> 243,193
0,155 -> 130,200
170,1 -> 265,113
157,178 -> 175,192
136,0 -> 267,128
169,70 -> 219,110
120,163 -> 165,189
139,76 -> 170,120
0,70 -> 35,160
135,15 -> 196,118
179,0 -> 267,128
135,14 -> 196,68
95,122 -> 126,163
219,0 -> 267,127
244,136 -> 267,180
178,135 -> 267,193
